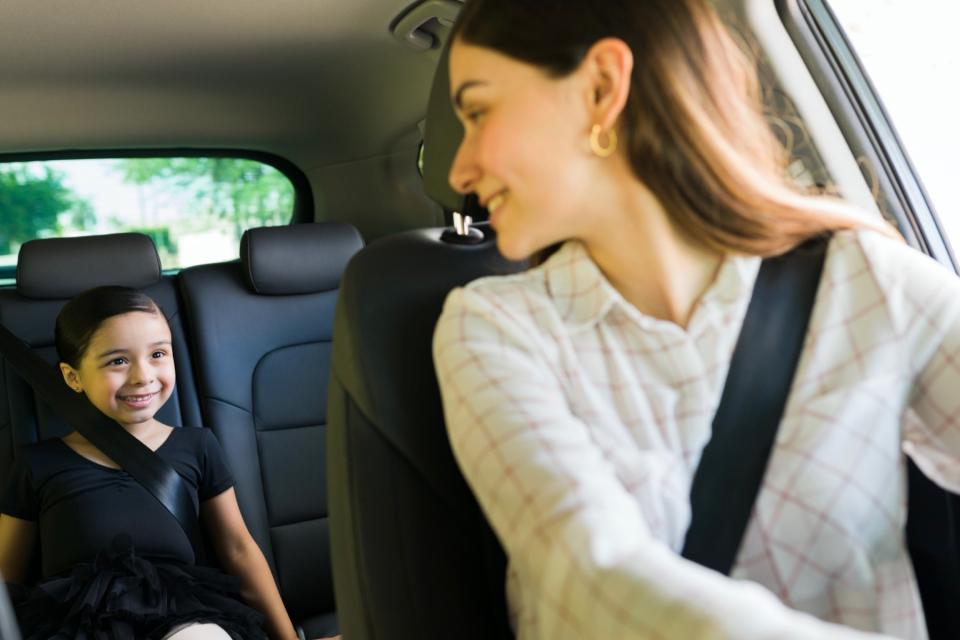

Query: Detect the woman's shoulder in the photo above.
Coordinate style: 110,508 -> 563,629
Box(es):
455,252 -> 553,304
439,240 -> 596,327
434,241 -> 603,371
436,270 -> 552,356
830,226 -> 957,287
827,227 -> 960,333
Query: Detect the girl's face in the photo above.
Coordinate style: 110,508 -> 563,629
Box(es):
60,310 -> 175,429
447,41 -> 601,261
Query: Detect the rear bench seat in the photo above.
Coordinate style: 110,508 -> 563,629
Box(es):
0,233 -> 203,470
178,223 -> 363,638
0,224 -> 363,638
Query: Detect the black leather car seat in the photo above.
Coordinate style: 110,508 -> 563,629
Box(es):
177,222 -> 363,638
325,22 -> 525,636
0,233 -> 204,480
328,226 -> 519,640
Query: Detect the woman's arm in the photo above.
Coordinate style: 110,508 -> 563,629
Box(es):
201,488 -> 297,640
434,285 -> 887,640
880,232 -> 960,490
0,514 -> 36,584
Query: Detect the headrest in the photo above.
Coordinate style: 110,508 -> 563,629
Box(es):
240,223 -> 364,295
421,35 -> 465,211
17,233 -> 162,300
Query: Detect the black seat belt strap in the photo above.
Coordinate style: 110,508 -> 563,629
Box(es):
0,323 -> 201,552
681,235 -> 828,575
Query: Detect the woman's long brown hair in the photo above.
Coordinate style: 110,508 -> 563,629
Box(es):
452,0 -> 893,257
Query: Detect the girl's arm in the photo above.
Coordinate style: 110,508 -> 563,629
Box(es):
0,514 -> 36,584
201,488 -> 298,640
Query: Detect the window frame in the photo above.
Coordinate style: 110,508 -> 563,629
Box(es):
775,0 -> 956,271
0,148 -> 314,280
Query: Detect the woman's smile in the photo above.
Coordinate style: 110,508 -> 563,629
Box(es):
486,191 -> 508,225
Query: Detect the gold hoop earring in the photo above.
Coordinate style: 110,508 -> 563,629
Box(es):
590,124 -> 618,158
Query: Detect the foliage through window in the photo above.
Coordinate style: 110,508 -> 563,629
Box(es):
0,157 -> 295,278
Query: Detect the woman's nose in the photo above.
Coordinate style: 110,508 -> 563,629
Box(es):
448,137 -> 478,195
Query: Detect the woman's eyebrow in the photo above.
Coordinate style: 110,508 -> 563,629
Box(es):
453,80 -> 488,110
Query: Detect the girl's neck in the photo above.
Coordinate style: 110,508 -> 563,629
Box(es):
582,182 -> 725,330
119,418 -> 170,442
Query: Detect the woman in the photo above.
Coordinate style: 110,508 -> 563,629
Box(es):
432,1 -> 960,638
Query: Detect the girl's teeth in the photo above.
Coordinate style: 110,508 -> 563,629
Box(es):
488,193 -> 506,212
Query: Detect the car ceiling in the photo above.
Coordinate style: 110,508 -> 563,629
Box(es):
0,0 -> 457,238
0,0 -> 870,243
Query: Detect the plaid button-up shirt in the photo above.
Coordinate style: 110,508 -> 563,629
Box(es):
433,230 -> 960,639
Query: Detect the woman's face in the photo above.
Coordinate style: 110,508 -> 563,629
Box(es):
448,41 -> 600,261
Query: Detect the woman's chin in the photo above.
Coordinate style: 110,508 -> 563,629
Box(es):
495,236 -> 532,262
496,232 -> 561,263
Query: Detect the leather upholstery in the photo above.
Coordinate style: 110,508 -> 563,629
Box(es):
327,226 -> 520,640
16,233 -> 162,299
179,223 -> 363,638
241,223 -> 363,296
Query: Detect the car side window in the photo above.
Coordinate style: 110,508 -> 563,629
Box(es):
0,156 -> 296,283
825,0 -> 960,253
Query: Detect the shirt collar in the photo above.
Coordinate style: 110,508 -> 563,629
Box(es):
541,240 -> 760,332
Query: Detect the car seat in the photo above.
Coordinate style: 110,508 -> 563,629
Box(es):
325,31 -> 522,637
178,222 -> 363,638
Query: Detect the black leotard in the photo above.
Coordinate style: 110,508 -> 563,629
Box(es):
1,426 -> 233,578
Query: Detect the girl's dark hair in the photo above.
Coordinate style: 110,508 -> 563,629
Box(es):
452,0 -> 891,256
55,286 -> 162,367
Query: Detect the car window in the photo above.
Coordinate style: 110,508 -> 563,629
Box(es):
0,156 -> 295,282
826,0 -> 960,251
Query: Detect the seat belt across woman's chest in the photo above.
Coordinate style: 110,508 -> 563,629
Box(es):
681,235 -> 828,573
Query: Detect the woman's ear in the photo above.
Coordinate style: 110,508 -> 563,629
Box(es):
580,37 -> 634,131
59,363 -> 83,393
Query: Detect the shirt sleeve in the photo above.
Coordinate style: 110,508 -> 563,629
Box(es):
199,429 -> 236,501
868,232 -> 960,492
433,285 -> 887,640
0,452 -> 38,521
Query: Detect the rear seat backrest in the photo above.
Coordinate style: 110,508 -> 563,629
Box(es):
178,222 -> 363,638
0,232 -> 203,480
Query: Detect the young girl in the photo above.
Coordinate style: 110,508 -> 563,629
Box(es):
433,1 -> 960,639
0,286 -> 298,639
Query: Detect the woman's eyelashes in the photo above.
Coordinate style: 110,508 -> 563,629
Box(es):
459,101 -> 487,125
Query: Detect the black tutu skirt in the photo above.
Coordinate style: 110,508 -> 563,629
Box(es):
9,536 -> 268,640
